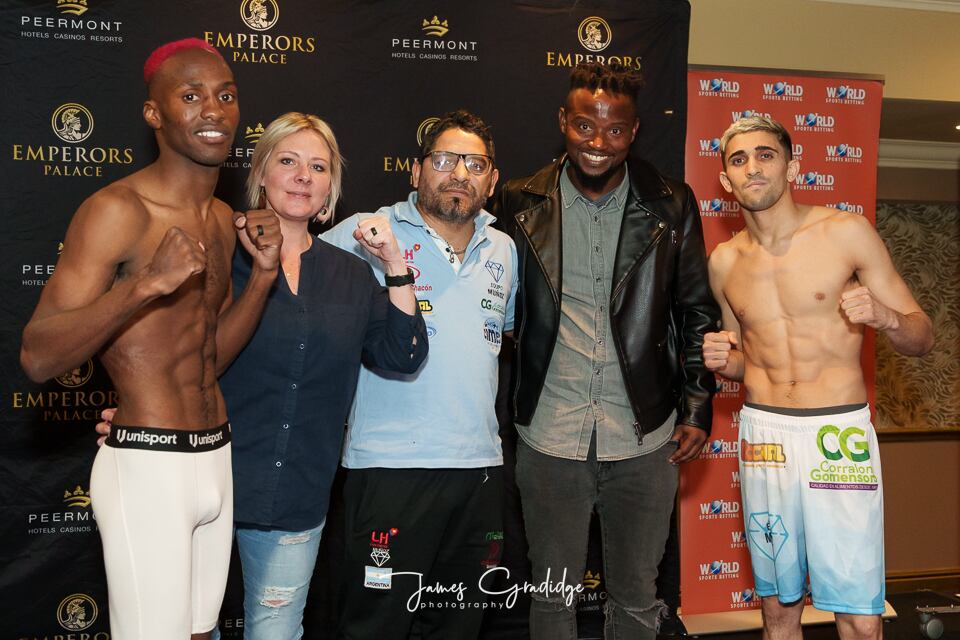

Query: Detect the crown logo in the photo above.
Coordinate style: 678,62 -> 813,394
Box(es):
244,122 -> 265,143
421,16 -> 449,37
582,569 -> 602,590
63,486 -> 91,508
57,0 -> 88,16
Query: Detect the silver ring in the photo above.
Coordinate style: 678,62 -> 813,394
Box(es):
256,224 -> 264,237
370,226 -> 378,236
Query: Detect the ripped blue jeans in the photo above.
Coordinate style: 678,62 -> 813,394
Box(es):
234,521 -> 325,640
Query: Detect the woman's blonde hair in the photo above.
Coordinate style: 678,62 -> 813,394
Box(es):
245,112 -> 345,218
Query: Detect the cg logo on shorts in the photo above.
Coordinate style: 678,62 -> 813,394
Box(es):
816,425 -> 869,462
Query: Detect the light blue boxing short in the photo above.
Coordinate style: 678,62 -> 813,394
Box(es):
738,403 -> 884,615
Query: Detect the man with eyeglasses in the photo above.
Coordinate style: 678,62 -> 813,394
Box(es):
322,109 -> 518,640
496,62 -> 719,639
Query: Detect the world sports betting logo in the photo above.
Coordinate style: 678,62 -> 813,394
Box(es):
793,112 -> 836,133
697,559 -> 740,581
826,85 -> 867,105
828,201 -> 865,215
730,587 -> 757,609
204,0 -> 317,65
698,197 -> 740,219
697,137 -> 720,158
545,15 -> 640,69
700,438 -> 739,460
761,80 -> 804,102
793,171 -> 836,192
731,109 -> 771,122
698,77 -> 740,98
698,499 -> 740,521
390,15 -> 479,63
824,143 -> 864,164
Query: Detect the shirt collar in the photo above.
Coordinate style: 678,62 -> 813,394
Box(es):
559,161 -> 631,212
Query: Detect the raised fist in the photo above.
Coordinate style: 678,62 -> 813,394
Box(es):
234,208 -> 282,271
143,226 -> 206,296
353,215 -> 403,266
703,330 -> 738,372
840,286 -> 897,331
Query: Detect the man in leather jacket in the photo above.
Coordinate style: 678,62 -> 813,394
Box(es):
495,62 -> 720,639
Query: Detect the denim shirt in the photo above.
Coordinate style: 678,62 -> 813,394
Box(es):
221,240 -> 427,531
522,165 -> 673,461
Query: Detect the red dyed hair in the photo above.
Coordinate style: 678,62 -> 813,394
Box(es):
143,38 -> 226,85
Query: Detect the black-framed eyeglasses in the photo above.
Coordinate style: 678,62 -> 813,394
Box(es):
422,150 -> 493,176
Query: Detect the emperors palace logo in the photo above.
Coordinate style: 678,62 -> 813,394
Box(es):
204,0 -> 316,65
57,593 -> 99,631
390,15 -> 479,63
18,0 -> 124,44
383,116 -> 438,173
11,103 -> 134,177
12,358 -> 119,422
546,16 -> 641,70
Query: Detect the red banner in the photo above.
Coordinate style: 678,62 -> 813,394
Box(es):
680,68 -> 882,616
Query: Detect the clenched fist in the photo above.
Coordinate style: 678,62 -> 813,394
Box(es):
840,286 -> 898,331
703,330 -> 739,372
353,215 -> 404,268
142,226 -> 206,296
235,208 -> 282,271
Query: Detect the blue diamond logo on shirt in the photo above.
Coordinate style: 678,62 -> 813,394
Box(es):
485,260 -> 504,283
747,512 -> 789,561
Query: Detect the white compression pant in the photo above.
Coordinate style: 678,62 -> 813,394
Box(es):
90,426 -> 232,639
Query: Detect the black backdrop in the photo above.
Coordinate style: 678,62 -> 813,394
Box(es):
1,1 -> 689,637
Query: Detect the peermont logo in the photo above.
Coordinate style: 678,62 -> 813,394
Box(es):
57,0 -> 87,16
204,0 -> 316,65
422,15 -> 449,37
19,0 -> 123,44
12,103 -> 134,177
391,16 -> 478,62
57,593 -> 98,631
241,0 -> 278,31
63,485 -> 91,508
547,15 -> 640,69
52,103 -> 93,143
225,121 -> 264,169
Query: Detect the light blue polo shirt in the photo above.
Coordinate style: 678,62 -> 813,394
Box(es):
320,192 -> 517,469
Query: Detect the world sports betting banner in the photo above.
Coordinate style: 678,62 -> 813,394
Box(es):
680,68 -> 882,618
0,1 -> 689,637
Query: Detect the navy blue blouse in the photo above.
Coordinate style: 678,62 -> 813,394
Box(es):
220,239 -> 427,531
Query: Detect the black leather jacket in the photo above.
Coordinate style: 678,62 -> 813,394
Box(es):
496,156 -> 719,439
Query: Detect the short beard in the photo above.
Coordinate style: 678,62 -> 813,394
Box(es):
418,182 -> 484,224
568,160 -> 624,194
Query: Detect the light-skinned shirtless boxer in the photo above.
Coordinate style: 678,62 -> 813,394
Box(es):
703,115 -> 933,640
20,39 -> 281,640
